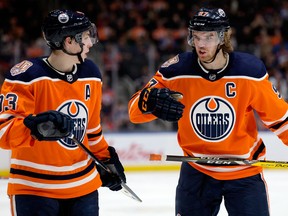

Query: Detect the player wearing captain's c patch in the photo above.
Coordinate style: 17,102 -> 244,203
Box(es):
128,7 -> 288,216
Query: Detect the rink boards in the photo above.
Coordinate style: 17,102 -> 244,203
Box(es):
0,131 -> 287,177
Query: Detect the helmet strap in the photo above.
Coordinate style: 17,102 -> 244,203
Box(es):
62,43 -> 84,63
77,53 -> 84,64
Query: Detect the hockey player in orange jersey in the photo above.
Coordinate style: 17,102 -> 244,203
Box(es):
128,7 -> 288,216
0,9 -> 126,216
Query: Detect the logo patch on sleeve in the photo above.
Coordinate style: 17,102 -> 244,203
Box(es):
161,55 -> 179,68
10,60 -> 33,76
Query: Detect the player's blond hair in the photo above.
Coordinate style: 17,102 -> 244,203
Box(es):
220,29 -> 233,53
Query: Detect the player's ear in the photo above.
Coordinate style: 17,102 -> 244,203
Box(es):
62,37 -> 74,50
62,37 -> 72,48
65,37 -> 73,44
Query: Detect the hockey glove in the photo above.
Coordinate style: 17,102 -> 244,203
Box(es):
97,146 -> 126,191
138,87 -> 185,122
23,110 -> 74,141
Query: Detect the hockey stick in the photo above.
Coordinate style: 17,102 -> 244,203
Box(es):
150,154 -> 288,168
36,122 -> 142,202
69,134 -> 142,202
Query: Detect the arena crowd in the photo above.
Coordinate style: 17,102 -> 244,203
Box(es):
0,0 -> 287,131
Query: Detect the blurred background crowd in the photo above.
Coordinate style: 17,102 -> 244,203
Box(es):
0,0 -> 287,132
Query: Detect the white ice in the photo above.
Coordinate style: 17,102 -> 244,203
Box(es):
1,169 -> 288,216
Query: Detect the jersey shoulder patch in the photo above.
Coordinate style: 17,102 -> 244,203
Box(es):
161,55 -> 179,68
158,52 -> 195,78
10,60 -> 33,76
6,58 -> 51,82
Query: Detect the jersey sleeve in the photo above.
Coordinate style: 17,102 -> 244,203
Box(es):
128,53 -> 187,123
86,79 -> 110,160
128,71 -> 166,123
251,74 -> 288,144
0,78 -> 36,149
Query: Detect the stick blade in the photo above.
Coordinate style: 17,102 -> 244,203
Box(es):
121,182 -> 142,202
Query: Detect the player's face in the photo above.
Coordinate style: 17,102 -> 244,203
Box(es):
193,31 -> 220,61
80,30 -> 93,59
64,30 -> 94,63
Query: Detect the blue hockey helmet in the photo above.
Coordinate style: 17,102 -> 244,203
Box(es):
187,8 -> 230,47
189,8 -> 230,32
42,9 -> 98,50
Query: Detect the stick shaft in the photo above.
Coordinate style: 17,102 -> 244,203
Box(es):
70,136 -> 110,172
152,154 -> 288,168
69,134 -> 142,202
38,125 -> 142,201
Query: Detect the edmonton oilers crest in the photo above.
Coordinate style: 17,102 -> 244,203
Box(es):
190,96 -> 235,142
57,100 -> 88,149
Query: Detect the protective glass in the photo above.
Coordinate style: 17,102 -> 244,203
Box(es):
74,23 -> 98,46
189,31 -> 221,47
88,23 -> 99,44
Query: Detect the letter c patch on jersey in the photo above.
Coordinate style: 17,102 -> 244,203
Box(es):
190,96 -> 235,142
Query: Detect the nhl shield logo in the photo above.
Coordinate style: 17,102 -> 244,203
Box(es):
66,74 -> 73,82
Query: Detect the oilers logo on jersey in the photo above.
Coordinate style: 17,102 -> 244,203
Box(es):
190,96 -> 235,142
57,100 -> 88,149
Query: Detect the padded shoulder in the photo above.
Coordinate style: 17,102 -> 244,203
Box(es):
158,52 -> 196,78
5,58 -> 102,82
6,58 -> 49,82
77,59 -> 102,80
228,52 -> 267,78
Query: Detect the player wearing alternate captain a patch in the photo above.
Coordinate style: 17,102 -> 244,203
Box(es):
0,9 -> 126,216
128,7 -> 288,216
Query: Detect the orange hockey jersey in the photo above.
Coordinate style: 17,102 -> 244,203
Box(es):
0,57 -> 110,198
129,51 -> 288,180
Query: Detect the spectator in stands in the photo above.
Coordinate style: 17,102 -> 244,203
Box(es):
0,0 -> 287,131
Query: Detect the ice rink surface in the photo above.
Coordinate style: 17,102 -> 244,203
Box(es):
1,169 -> 288,216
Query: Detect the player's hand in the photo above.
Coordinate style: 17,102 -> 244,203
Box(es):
23,110 -> 74,141
138,87 -> 185,122
97,146 -> 126,191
